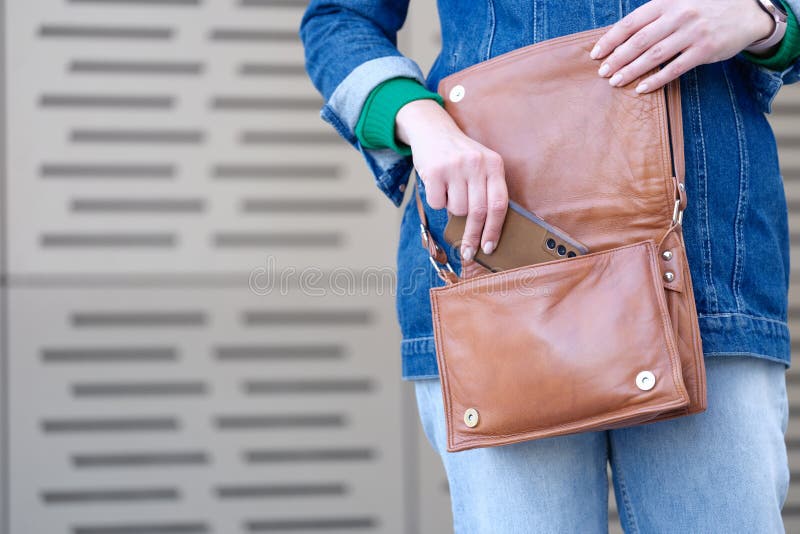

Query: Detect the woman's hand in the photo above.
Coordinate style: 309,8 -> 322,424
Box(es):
395,99 -> 508,262
590,0 -> 776,93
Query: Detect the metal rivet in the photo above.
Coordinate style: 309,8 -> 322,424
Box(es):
636,371 -> 656,391
663,271 -> 675,283
678,182 -> 685,192
398,183 -> 406,192
464,408 -> 479,428
661,250 -> 673,261
449,84 -> 465,102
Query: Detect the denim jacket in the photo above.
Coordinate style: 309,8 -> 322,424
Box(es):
300,0 -> 799,380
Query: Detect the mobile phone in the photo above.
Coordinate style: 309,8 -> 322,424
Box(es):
443,200 -> 589,272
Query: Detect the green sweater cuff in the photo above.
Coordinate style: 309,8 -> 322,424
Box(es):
355,77 -> 445,156
742,0 -> 800,71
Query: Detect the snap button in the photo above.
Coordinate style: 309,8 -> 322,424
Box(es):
661,250 -> 673,261
663,271 -> 675,283
464,408 -> 479,428
449,84 -> 466,102
636,371 -> 656,391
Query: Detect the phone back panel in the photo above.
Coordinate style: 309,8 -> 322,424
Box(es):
443,205 -> 587,272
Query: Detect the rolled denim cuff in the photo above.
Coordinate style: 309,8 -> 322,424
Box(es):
326,55 -> 427,138
320,55 -> 428,206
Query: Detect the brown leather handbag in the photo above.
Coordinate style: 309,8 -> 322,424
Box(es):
415,26 -> 707,453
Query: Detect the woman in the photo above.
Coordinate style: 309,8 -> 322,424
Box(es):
300,0 -> 800,531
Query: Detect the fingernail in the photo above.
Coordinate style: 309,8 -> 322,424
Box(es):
635,82 -> 648,93
482,241 -> 495,255
609,73 -> 623,86
590,45 -> 601,59
461,245 -> 474,261
597,63 -> 610,76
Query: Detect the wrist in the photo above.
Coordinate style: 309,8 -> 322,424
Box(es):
396,99 -> 458,147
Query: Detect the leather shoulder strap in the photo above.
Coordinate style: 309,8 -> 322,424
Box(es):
667,78 -> 687,217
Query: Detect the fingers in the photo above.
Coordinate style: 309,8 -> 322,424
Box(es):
595,18 -> 676,84
446,179 -> 468,217
458,150 -> 508,261
590,0 -> 662,60
417,143 -> 508,264
459,178 -> 487,261
592,1 -> 725,95
481,155 -> 508,255
607,29 -> 692,92
423,171 -> 447,210
634,44 -> 701,93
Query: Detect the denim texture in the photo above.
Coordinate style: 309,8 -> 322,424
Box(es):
414,356 -> 789,533
300,0 -> 797,380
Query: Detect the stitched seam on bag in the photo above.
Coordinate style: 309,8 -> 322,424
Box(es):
448,397 -> 689,447
681,235 -> 706,404
443,28 -> 605,84
646,241 -> 690,404
655,85 -> 675,223
687,261 -> 704,404
432,241 -> 647,292
429,290 -> 457,451
432,240 -> 653,294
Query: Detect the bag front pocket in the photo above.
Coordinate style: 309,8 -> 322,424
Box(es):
430,240 -> 690,452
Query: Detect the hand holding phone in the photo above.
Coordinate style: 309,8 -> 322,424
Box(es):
443,200 -> 589,272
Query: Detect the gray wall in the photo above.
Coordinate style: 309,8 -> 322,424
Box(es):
777,84 -> 800,532
0,1 -> 798,533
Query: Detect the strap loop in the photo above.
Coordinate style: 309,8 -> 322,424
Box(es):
415,173 -> 460,284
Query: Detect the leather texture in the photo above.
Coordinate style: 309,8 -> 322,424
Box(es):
419,25 -> 707,452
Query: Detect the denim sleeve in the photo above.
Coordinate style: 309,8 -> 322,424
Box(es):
299,1 -> 427,206
735,0 -> 800,113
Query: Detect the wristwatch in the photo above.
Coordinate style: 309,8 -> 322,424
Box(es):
744,0 -> 788,54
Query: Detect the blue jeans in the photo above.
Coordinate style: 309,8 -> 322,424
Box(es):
414,356 -> 790,533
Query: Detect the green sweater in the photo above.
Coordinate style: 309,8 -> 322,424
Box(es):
354,76 -> 443,156
355,4 -> 800,156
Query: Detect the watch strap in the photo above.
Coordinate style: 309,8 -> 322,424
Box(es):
745,0 -> 789,53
